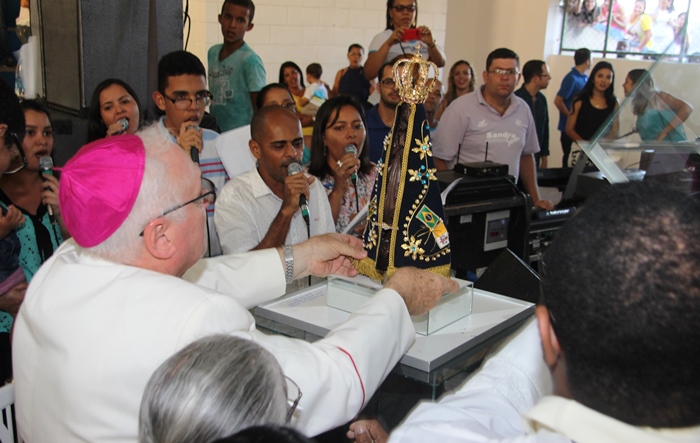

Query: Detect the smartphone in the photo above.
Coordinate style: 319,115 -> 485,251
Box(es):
402,28 -> 421,42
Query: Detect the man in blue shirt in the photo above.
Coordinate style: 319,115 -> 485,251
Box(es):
365,62 -> 400,163
553,48 -> 590,168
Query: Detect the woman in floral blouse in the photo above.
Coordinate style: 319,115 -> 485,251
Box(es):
307,96 -> 378,234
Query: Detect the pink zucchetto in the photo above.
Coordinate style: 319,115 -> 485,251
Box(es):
58,135 -> 145,248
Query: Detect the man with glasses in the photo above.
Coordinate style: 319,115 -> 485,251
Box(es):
366,62 -> 401,163
13,127 -> 459,442
153,50 -> 229,256
514,60 -> 551,170
434,48 -> 552,211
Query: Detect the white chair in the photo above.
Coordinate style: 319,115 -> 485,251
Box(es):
0,383 -> 15,443
215,125 -> 257,179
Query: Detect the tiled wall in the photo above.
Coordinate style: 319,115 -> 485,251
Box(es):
185,0 -> 448,84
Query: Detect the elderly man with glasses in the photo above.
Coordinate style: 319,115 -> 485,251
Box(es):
433,48 -> 552,211
12,126 -> 458,443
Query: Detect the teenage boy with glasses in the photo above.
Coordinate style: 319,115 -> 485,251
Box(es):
153,50 -> 230,256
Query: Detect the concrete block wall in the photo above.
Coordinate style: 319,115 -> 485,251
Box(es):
184,0 -> 448,84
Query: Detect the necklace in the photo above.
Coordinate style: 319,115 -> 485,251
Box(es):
592,99 -> 606,109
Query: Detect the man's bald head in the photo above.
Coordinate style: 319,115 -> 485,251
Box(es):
250,105 -> 300,144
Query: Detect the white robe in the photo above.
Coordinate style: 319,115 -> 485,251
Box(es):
390,320 -> 700,443
13,240 -> 415,442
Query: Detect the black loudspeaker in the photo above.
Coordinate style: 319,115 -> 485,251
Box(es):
38,0 -> 183,115
474,248 -> 541,304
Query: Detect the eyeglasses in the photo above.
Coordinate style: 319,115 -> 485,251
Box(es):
139,178 -> 216,236
392,4 -> 416,13
380,78 -> 396,87
538,73 -> 552,79
284,376 -> 303,424
488,68 -> 520,77
163,91 -> 213,110
4,131 -> 28,175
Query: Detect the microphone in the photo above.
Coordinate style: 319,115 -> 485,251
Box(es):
117,118 -> 129,134
187,124 -> 200,163
39,156 -> 55,225
344,145 -> 358,186
287,162 -> 310,226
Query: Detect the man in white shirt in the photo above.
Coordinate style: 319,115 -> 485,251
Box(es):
13,126 -> 457,442
387,182 -> 700,443
215,106 -> 335,254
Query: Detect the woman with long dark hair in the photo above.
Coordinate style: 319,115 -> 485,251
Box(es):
87,78 -> 143,142
279,61 -> 314,146
307,96 -> 377,233
623,69 -> 692,142
363,0 -> 445,80
0,100 -> 69,282
566,61 -> 619,142
0,82 -> 28,376
671,12 -> 690,55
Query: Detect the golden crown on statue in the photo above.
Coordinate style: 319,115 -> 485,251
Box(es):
393,43 -> 439,105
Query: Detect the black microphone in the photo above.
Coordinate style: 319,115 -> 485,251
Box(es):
39,156 -> 55,225
287,162 -> 310,226
187,124 -> 200,163
344,145 -> 358,186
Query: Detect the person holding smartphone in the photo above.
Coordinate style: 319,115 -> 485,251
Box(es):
364,0 -> 445,80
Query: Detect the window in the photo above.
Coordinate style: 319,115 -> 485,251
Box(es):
559,0 -> 699,62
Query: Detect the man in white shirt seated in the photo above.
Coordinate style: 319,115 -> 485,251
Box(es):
215,105 -> 334,255
12,126 -> 458,442
378,181 -> 700,443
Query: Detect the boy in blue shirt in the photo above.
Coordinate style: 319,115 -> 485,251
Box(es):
208,0 -> 266,132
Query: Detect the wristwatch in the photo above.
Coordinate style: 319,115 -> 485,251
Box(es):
283,245 -> 294,284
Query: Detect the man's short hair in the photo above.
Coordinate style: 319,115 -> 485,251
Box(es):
306,63 -> 322,79
221,0 -> 255,22
348,43 -> 364,53
542,182 -> 700,428
485,48 -> 519,71
574,47 -> 591,66
378,61 -> 394,82
521,60 -> 546,84
157,51 -> 206,94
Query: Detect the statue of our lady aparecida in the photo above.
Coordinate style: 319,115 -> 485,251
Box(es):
356,45 -> 451,281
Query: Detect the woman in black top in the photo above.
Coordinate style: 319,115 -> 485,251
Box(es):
566,61 -> 619,142
332,44 -> 375,110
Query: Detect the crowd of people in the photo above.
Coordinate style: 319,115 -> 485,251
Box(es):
565,0 -> 692,56
0,0 -> 698,442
